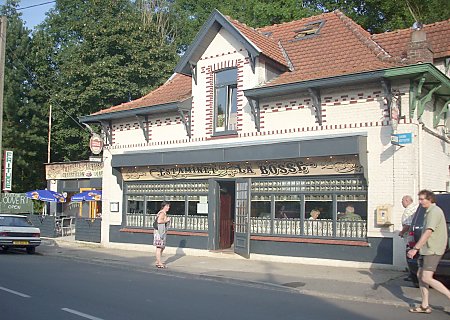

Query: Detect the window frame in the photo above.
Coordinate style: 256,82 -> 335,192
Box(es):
213,68 -> 238,135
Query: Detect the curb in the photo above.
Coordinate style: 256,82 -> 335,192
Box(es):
40,240 -> 450,312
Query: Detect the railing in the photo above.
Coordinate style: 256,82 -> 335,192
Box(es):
125,213 -> 208,231
251,218 -> 367,239
125,214 -> 365,239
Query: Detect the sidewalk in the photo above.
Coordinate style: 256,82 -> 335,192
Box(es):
42,236 -> 450,313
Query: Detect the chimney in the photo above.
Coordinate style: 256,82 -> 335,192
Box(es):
407,27 -> 433,64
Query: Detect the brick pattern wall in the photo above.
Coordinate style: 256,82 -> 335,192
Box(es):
200,58 -> 245,135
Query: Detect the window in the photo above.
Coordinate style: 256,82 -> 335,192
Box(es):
126,195 -> 145,227
214,68 -> 237,133
124,181 -> 208,231
275,195 -> 301,219
250,177 -> 368,239
293,20 -> 324,40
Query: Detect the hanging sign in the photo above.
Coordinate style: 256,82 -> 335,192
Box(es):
89,134 -> 104,155
3,150 -> 13,191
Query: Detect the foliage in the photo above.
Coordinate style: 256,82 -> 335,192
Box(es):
1,0 -> 47,192
171,0 -> 450,50
31,0 -> 178,162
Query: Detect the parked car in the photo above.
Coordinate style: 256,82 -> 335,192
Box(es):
406,192 -> 450,282
0,214 -> 41,254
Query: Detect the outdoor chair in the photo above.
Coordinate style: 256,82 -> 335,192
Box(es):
61,217 -> 73,236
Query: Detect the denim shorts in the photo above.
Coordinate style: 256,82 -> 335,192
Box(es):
418,255 -> 442,272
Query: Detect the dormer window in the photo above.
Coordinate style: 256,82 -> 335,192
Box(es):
294,20 -> 324,39
214,68 -> 237,133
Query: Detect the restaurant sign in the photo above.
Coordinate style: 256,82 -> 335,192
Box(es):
122,156 -> 363,181
46,162 -> 103,180
3,150 -> 13,191
0,193 -> 33,214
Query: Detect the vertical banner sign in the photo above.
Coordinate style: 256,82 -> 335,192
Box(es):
3,150 -> 13,191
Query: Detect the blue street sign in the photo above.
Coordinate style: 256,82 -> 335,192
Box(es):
391,132 -> 413,145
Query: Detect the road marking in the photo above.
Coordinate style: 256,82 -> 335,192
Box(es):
61,308 -> 104,320
0,286 -> 31,298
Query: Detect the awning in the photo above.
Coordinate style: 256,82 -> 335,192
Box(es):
112,134 -> 367,173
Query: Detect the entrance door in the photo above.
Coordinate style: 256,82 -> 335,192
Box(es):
219,192 -> 232,249
218,181 -> 235,249
234,178 -> 251,258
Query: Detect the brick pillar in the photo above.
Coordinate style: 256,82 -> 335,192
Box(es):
406,29 -> 433,64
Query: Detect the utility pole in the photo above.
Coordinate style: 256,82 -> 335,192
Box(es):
0,16 -> 7,193
48,104 -> 52,163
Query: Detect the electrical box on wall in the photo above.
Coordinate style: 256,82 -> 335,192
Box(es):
376,205 -> 393,226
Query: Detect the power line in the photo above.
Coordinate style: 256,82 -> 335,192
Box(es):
15,1 -> 56,11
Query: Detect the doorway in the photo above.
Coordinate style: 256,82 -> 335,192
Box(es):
218,181 -> 235,249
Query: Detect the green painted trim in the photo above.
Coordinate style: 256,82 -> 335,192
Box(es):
417,84 -> 442,119
245,64 -> 450,99
417,76 -> 426,96
434,99 -> 450,128
409,80 -> 416,118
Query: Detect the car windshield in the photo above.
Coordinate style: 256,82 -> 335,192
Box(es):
0,216 -> 32,227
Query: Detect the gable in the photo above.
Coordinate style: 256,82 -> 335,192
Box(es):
174,9 -> 288,75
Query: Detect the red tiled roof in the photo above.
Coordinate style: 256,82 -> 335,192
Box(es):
93,73 -> 192,115
256,10 -> 395,87
372,19 -> 450,59
95,11 -> 449,116
226,17 -> 288,68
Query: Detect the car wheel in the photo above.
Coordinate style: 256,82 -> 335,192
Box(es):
26,247 -> 36,254
1,246 -> 9,252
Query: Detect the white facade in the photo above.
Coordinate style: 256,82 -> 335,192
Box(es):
95,15 -> 450,268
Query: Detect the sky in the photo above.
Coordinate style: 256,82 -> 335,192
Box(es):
0,0 -> 55,29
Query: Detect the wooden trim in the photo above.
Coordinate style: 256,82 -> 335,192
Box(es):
250,235 -> 370,247
119,228 -> 208,237
207,133 -> 239,140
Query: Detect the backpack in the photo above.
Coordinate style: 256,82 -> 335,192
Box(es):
153,213 -> 159,229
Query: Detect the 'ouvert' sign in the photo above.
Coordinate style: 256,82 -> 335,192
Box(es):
0,193 -> 33,214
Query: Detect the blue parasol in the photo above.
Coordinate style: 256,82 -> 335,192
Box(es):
71,190 -> 102,202
25,190 -> 66,203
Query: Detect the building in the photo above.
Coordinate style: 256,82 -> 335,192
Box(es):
80,10 -> 450,267
46,161 -> 103,218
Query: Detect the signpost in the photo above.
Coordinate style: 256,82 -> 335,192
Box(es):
3,150 -> 12,191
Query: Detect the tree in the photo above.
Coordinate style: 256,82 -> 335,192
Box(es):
31,0 -> 178,162
305,0 -> 450,33
1,0 -> 48,192
171,0 -> 450,50
170,0 -> 318,52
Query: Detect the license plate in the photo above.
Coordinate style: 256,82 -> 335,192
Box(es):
13,241 -> 29,245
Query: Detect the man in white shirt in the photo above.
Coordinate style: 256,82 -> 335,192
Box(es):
399,195 -> 418,238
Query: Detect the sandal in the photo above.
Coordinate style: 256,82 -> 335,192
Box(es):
409,305 -> 432,314
156,264 -> 167,269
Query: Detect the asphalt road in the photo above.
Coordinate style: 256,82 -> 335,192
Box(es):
0,247 -> 449,320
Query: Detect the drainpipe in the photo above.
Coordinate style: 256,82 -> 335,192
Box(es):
411,120 -> 424,194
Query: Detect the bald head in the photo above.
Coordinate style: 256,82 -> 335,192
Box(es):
402,195 -> 413,208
